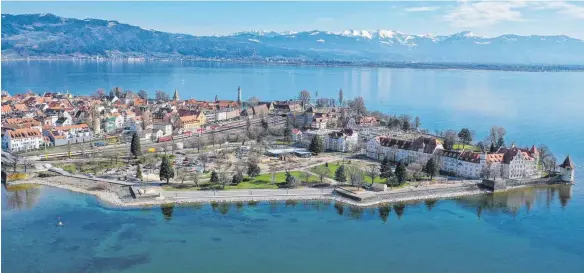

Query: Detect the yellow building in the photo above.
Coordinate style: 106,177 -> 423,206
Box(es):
177,112 -> 206,132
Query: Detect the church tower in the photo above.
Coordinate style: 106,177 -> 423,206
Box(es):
173,89 -> 180,101
237,86 -> 242,105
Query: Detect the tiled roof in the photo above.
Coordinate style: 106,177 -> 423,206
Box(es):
7,128 -> 42,139
559,156 -> 574,169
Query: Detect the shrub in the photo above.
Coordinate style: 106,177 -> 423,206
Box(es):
7,173 -> 28,181
38,171 -> 58,178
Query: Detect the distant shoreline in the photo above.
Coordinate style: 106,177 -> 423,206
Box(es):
3,57 -> 584,72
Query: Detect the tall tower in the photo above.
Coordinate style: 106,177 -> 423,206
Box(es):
91,105 -> 101,135
173,89 -> 180,101
237,86 -> 242,105
559,155 -> 575,182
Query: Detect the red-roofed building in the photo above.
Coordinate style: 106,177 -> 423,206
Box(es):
2,128 -> 44,152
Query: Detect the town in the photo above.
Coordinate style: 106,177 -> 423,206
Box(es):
1,87 -> 575,205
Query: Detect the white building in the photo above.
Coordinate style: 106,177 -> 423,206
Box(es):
366,136 -> 540,180
2,128 -> 43,152
152,122 -> 173,137
323,128 -> 358,152
301,128 -> 358,152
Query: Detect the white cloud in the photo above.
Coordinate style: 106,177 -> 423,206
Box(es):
536,1 -> 584,19
404,6 -> 440,12
444,1 -> 527,28
445,1 -> 584,28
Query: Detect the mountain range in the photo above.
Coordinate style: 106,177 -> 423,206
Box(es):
3,13 -> 584,65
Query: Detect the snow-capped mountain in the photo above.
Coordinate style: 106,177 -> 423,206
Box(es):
3,14 -> 584,64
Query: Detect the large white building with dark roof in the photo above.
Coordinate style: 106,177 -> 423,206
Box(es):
366,136 -> 542,179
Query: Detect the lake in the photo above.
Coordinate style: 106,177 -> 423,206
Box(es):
2,185 -> 584,273
1,60 -> 583,272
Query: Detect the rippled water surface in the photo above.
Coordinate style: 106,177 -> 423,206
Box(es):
2,61 -> 583,272
2,185 -> 584,273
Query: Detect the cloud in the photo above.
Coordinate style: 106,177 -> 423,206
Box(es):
536,1 -> 584,19
444,1 -> 527,28
445,1 -> 584,28
404,6 -> 440,12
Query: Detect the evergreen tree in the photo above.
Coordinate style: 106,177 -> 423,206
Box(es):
394,161 -> 407,185
159,156 -> 174,183
458,128 -> 473,149
136,164 -> 143,180
424,158 -> 438,180
130,131 -> 142,158
379,157 -> 393,184
247,162 -> 261,177
309,135 -> 324,155
402,120 -> 411,131
414,116 -> 421,129
232,172 -> 243,185
285,172 -> 300,188
338,89 -> 344,106
496,136 -> 505,149
489,143 -> 497,153
283,115 -> 293,142
335,165 -> 347,182
210,170 -> 219,183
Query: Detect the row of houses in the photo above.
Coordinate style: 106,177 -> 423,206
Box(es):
366,135 -> 542,180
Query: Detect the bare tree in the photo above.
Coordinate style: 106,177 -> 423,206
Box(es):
313,165 -> 329,184
269,166 -> 277,184
346,166 -> 364,190
199,153 -> 210,172
366,164 -> 379,185
300,171 -> 312,184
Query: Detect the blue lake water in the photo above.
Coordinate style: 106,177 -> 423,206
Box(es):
2,60 -> 583,272
2,185 -> 584,273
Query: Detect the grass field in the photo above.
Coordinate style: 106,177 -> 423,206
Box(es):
452,143 -> 482,152
162,170 -> 320,190
310,161 -> 389,184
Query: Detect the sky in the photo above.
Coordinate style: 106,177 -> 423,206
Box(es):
2,1 -> 584,38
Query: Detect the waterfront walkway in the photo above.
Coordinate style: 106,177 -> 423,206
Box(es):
162,188 -> 334,200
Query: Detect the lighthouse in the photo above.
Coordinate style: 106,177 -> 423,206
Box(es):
237,86 -> 242,105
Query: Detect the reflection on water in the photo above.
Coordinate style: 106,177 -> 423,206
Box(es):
456,185 -> 573,218
2,185 -> 573,223
3,184 -> 41,210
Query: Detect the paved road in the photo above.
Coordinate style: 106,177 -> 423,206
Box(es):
162,188 -> 334,199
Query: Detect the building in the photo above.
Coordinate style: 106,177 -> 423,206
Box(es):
177,115 -> 205,132
173,89 -> 180,101
152,122 -> 173,137
366,135 -> 542,180
237,86 -> 242,105
45,124 -> 93,146
2,128 -> 43,152
559,155 -> 575,182
324,128 -> 358,152
301,128 -> 358,152
367,136 -> 443,164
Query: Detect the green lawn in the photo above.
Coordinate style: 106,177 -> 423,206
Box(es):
310,161 -> 391,184
452,143 -> 481,152
162,171 -> 320,191
55,161 -> 126,174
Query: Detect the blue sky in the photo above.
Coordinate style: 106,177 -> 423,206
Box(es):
3,1 -> 584,38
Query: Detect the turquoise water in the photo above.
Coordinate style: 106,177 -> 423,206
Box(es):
2,185 -> 584,273
2,60 -> 584,272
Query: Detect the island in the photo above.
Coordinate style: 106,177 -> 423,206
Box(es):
1,87 -> 576,207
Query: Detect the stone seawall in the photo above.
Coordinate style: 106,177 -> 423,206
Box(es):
334,184 -> 487,206
482,177 -> 569,192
